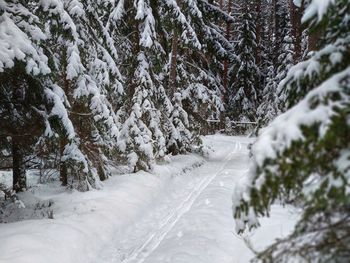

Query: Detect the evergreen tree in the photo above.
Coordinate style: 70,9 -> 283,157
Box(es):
39,0 -> 123,189
108,0 -> 170,172
0,0 -> 102,192
165,0 -> 229,153
0,0 -> 51,192
107,0 -> 230,169
255,66 -> 280,129
0,0 -> 245,191
233,0 -> 350,261
228,1 -> 260,125
167,92 -> 192,154
255,0 -> 294,131
274,0 -> 294,107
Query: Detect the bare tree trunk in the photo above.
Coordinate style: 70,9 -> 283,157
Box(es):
255,0 -> 262,66
59,136 -> 68,186
11,65 -> 27,192
218,0 -> 232,128
308,1 -> 324,53
308,28 -> 322,52
60,50 -> 69,186
272,0 -> 279,66
269,0 -> 275,43
222,0 -> 231,103
12,136 -> 26,192
289,0 -> 303,62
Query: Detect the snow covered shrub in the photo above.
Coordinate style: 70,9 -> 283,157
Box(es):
233,0 -> 350,262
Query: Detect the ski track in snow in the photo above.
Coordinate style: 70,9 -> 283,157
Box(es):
0,135 -> 299,263
97,138 -> 246,263
96,136 -> 297,263
122,141 -> 242,263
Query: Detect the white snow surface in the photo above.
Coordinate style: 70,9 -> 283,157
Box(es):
0,135 -> 298,263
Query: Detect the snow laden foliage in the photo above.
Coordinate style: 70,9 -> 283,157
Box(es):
164,0 -> 228,153
228,1 -> 259,126
107,0 -> 227,171
0,0 -> 50,75
1,0 -> 231,189
108,0 -> 169,172
256,0 -> 295,131
38,0 -> 123,190
167,92 -> 192,155
233,1 -> 350,261
0,1 -> 58,192
255,66 -> 280,131
0,0 -> 124,191
273,0 -> 295,112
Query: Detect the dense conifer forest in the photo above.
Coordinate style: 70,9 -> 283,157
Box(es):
0,0 -> 349,262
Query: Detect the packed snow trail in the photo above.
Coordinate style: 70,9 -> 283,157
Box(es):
98,135 -> 297,263
0,135 -> 298,263
121,141 -> 240,263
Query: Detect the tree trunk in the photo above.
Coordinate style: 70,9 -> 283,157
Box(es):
308,7 -> 325,52
289,0 -> 303,62
219,0 -> 232,129
12,136 -> 26,192
272,0 -> 279,66
59,136 -> 68,186
169,29 -> 179,96
308,28 -> 322,52
59,80 -> 68,186
255,0 -> 262,66
11,64 -> 27,192
222,0 -> 231,103
59,48 -> 70,187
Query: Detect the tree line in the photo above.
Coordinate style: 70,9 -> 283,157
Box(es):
0,0 -> 342,193
0,0 -> 310,193
0,0 -> 229,191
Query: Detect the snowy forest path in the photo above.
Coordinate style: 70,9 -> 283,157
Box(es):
98,135 -> 253,263
121,141 -> 241,263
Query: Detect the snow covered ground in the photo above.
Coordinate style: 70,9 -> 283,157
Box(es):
0,135 -> 299,263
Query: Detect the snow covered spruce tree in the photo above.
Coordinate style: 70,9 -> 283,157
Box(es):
272,0 -> 294,110
232,0 -> 350,261
0,0 -> 100,192
164,0 -> 230,153
228,1 -> 260,129
164,1 -> 201,155
107,0 -> 171,172
0,0 -> 53,192
255,0 -> 294,131
38,0 -> 123,189
107,0 -> 229,170
255,66 -> 280,132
